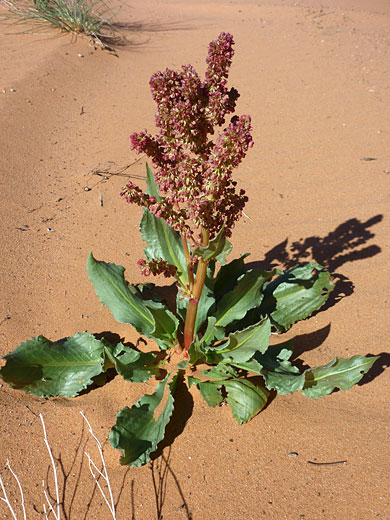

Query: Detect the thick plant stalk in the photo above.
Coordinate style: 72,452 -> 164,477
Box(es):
183,229 -> 209,351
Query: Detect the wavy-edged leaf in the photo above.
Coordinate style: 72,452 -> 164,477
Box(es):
103,342 -> 159,383
0,332 -> 105,397
140,164 -> 188,285
192,226 -> 232,265
260,263 -> 334,331
87,253 -> 155,336
255,346 -> 305,395
207,269 -> 274,334
224,379 -> 269,424
211,318 -> 271,363
87,254 -> 178,348
302,355 -> 378,398
189,372 -> 268,424
109,372 -> 178,467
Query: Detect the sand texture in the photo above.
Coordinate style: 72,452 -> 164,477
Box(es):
0,0 -> 389,518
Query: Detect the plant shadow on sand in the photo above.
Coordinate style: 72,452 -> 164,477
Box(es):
246,213 -> 388,383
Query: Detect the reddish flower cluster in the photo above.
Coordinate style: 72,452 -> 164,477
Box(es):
137,258 -> 178,278
122,32 -> 253,274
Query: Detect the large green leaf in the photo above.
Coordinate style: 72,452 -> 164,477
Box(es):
87,253 -> 155,336
87,254 -> 178,348
140,165 -> 188,285
0,332 -> 105,397
208,318 -> 271,363
259,263 -> 334,331
206,269 -> 274,334
109,373 -> 178,467
103,342 -> 159,383
302,355 -> 378,398
192,226 -> 232,265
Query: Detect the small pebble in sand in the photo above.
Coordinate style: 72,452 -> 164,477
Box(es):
78,53 -> 84,58
10,88 -> 16,92
288,452 -> 299,457
84,186 -> 92,191
2,89 -> 6,93
47,227 -> 54,233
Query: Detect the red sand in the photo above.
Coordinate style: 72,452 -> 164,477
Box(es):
1,1 -> 389,518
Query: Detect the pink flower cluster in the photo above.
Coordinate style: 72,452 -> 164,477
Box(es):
137,258 -> 178,278
121,32 -> 253,276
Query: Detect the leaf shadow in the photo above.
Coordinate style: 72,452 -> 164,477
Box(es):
358,352 -> 390,387
152,373 -> 194,459
247,214 -> 383,313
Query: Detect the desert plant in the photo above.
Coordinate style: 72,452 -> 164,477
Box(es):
0,0 -> 118,48
0,33 -> 378,468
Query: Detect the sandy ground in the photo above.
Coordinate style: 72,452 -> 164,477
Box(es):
0,0 -> 389,518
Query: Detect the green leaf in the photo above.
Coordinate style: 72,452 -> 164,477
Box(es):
103,342 -> 159,383
143,299 -> 179,349
189,371 -> 268,424
87,254 -> 178,348
0,332 -> 105,397
260,263 -> 334,331
201,317 -> 226,347
202,363 -> 239,380
87,253 -> 155,336
213,254 -> 250,301
140,164 -> 188,285
188,377 -> 225,408
188,336 -> 207,365
211,318 -> 271,363
224,379 -> 269,424
192,226 -> 232,265
109,372 -> 178,467
302,355 -> 378,398
209,269 -> 274,330
255,345 -> 305,395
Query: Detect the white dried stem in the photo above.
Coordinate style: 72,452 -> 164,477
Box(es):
0,465 -> 18,520
6,460 -> 26,520
80,411 -> 116,520
40,413 -> 60,520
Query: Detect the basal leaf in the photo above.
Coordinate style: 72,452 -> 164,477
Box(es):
260,263 -> 334,331
87,253 -> 155,336
254,345 -> 305,395
189,373 -> 268,424
213,254 -> 250,301
188,337 -> 207,365
192,226 -> 232,265
0,332 -> 105,397
143,299 -> 179,349
212,318 -> 271,363
302,355 -> 378,398
140,164 -> 188,285
103,342 -> 159,383
188,377 -> 224,408
202,363 -> 239,380
224,379 -> 269,424
109,372 -> 178,467
201,317 -> 226,348
209,269 -> 274,330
